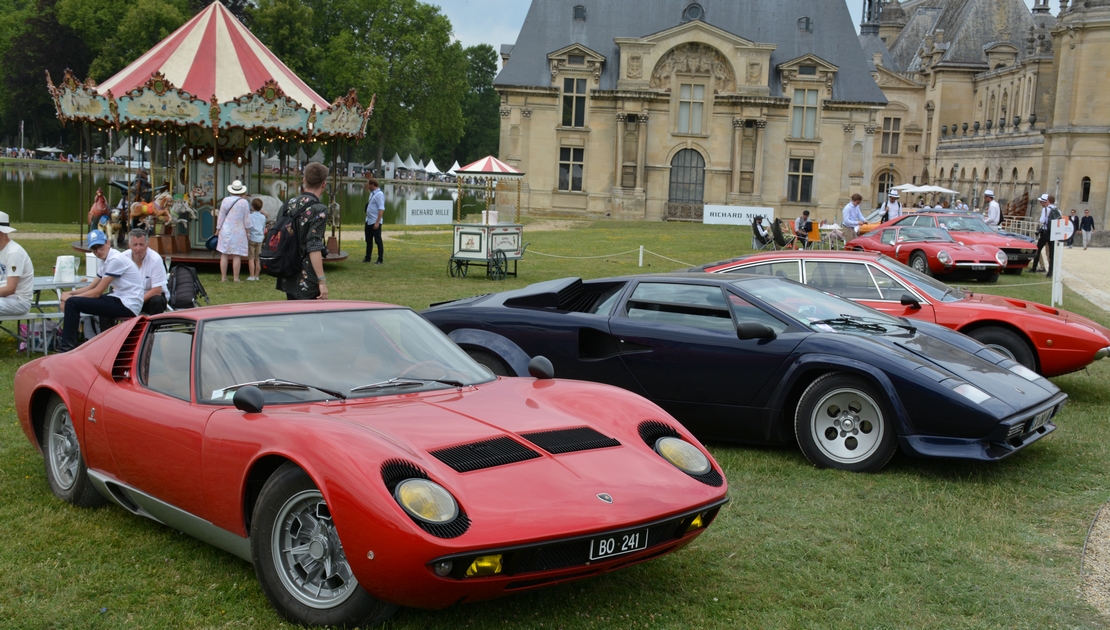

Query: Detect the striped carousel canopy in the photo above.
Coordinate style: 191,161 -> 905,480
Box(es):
456,156 -> 524,179
96,1 -> 328,111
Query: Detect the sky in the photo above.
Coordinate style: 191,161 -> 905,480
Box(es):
434,1 -> 1048,52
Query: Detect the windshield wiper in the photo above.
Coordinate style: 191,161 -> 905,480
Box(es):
219,378 -> 347,400
350,377 -> 465,393
811,314 -> 915,334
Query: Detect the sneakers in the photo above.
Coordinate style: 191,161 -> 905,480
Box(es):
246,276 -> 258,281
374,260 -> 383,265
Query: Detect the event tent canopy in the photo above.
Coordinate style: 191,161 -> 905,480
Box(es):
447,160 -> 461,175
456,155 -> 524,179
388,153 -> 404,170
424,159 -> 441,174
403,155 -> 419,171
309,148 -> 325,163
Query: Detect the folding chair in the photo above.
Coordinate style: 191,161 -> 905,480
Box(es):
771,218 -> 796,250
751,218 -> 772,251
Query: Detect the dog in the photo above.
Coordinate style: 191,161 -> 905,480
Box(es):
105,208 -> 123,246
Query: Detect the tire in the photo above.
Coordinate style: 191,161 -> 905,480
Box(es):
488,250 -> 507,281
1003,267 -> 1024,276
795,373 -> 897,473
467,349 -> 511,376
251,463 -> 397,628
980,271 -> 1000,283
966,326 -> 1037,372
42,394 -> 105,507
909,251 -> 931,276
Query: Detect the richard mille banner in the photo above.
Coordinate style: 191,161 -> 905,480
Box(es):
703,205 -> 776,226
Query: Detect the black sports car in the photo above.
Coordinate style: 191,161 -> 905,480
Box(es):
422,274 -> 1066,472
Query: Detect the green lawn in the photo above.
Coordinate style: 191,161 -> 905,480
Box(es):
1,220 -> 1108,629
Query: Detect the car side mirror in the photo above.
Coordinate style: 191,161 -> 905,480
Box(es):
528,356 -> 555,379
900,293 -> 922,309
233,386 -> 265,413
736,322 -> 777,340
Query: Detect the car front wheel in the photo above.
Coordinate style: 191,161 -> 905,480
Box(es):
795,373 -> 897,472
251,462 -> 397,628
909,251 -> 931,276
966,326 -> 1037,372
42,394 -> 104,507
466,349 -> 511,376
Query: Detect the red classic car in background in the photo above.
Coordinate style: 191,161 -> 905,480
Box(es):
695,251 -> 1110,376
847,225 -> 1007,282
890,212 -> 1038,274
15,302 -> 727,627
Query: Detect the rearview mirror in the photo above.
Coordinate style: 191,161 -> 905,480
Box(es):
233,386 -> 265,413
900,293 -> 922,309
528,356 -> 555,379
736,322 -> 776,340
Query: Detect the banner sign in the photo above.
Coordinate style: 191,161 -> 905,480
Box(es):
405,200 -> 454,225
703,205 -> 776,226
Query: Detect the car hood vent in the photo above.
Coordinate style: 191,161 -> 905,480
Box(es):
430,436 -> 541,473
520,426 -> 620,454
112,319 -> 148,381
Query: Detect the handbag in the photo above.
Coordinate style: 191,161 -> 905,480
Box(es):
205,234 -> 218,250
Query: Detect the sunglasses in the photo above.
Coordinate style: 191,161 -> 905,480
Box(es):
90,243 -> 106,251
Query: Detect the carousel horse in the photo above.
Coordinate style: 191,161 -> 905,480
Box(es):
87,188 -> 108,231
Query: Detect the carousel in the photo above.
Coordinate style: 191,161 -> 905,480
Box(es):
47,1 -> 373,263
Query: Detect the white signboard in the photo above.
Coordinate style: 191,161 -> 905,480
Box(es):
1050,217 -> 1074,241
703,204 -> 776,225
405,200 -> 453,225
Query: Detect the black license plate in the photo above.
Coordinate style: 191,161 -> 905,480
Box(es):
589,528 -> 649,561
1028,409 -> 1052,432
972,265 -> 986,270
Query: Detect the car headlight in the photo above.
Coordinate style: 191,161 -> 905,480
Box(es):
654,437 -> 711,475
937,251 -> 952,265
395,479 -> 459,524
1008,363 -> 1041,381
995,251 -> 1008,266
953,383 -> 992,404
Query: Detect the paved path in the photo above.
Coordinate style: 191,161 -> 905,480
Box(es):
1061,246 -> 1110,313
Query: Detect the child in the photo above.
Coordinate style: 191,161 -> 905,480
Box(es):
246,198 -> 266,281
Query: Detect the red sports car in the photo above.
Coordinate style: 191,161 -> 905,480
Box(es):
15,301 -> 727,627
694,251 -> 1110,376
891,212 -> 1038,273
847,225 -> 1007,282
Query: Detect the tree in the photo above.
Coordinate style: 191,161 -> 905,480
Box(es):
455,44 -> 501,164
57,0 -> 188,81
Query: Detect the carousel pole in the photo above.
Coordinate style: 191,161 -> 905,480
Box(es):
77,121 -> 84,242
456,173 -> 462,222
516,179 -> 521,224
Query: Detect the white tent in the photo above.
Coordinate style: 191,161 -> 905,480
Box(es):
388,153 -> 405,171
263,153 -> 282,167
417,159 -> 426,171
424,159 -> 441,174
447,160 -> 461,175
402,155 -> 419,171
112,140 -> 149,158
309,148 -> 325,163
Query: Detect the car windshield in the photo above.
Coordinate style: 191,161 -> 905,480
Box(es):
731,277 -> 913,335
875,255 -> 965,302
198,309 -> 493,404
864,208 -> 886,223
897,227 -> 954,243
937,215 -> 992,232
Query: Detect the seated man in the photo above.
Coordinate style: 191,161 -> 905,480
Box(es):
123,228 -> 168,315
793,210 -> 811,249
752,216 -> 770,249
58,229 -> 145,352
0,210 -> 34,316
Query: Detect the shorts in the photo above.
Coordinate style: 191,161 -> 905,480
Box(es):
249,240 -> 262,261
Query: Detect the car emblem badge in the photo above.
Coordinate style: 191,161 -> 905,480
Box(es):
596,493 -> 613,504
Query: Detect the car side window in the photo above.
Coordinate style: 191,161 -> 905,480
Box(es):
626,283 -> 734,332
879,230 -> 895,245
732,261 -> 802,282
868,265 -> 910,300
804,261 -> 882,300
727,294 -> 788,334
140,321 -> 195,401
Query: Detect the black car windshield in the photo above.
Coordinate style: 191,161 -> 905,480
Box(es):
732,277 -> 911,334
897,227 -> 954,243
198,309 -> 493,404
875,255 -> 965,302
936,215 -> 992,232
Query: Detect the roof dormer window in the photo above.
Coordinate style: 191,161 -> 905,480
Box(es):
798,17 -> 813,33
568,55 -> 585,65
682,3 -> 704,22
574,5 -> 586,21
799,65 -> 817,76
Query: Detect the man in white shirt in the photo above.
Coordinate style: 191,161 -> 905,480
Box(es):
59,229 -> 145,352
0,210 -> 34,316
955,198 -> 970,213
122,228 -> 168,315
881,191 -> 902,222
1033,193 -> 1052,272
842,194 -> 866,236
984,190 -> 1001,227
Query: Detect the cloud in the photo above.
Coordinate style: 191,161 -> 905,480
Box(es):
432,0 -> 531,50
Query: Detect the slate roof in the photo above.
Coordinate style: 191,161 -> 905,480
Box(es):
495,0 -> 887,104
887,0 -> 1037,73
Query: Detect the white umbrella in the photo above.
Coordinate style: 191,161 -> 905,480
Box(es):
36,146 -> 64,153
891,183 -> 917,191
901,185 -> 960,195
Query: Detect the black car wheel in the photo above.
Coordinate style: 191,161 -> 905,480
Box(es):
467,349 -> 511,376
42,394 -> 104,507
251,462 -> 397,627
909,251 -> 931,276
979,271 -> 1000,283
795,373 -> 897,472
966,326 -> 1037,372
1004,267 -> 1024,276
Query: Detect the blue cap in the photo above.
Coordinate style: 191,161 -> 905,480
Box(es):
98,215 -> 108,225
88,229 -> 108,248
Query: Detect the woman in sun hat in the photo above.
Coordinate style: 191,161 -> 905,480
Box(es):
215,180 -> 251,282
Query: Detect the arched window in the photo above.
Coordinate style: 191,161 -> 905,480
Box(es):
798,17 -> 813,32
1083,177 -> 1092,203
683,3 -> 704,22
921,168 -> 930,185
1027,168 -> 1035,183
573,5 -> 586,20
669,149 -> 705,203
939,168 -> 945,180
877,171 -> 896,200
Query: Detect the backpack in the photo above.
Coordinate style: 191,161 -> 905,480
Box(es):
167,264 -> 209,309
260,201 -> 310,278
1048,206 -> 1062,222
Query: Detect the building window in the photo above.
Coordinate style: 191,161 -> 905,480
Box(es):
788,158 -> 814,203
1082,176 -> 1092,203
877,171 -> 895,199
677,84 -> 705,134
791,89 -> 818,139
682,3 -> 704,22
881,117 -> 901,154
573,5 -> 586,20
798,17 -> 813,32
799,65 -> 817,76
568,55 -> 585,65
559,147 -> 584,191
669,149 -> 705,203
562,78 -> 587,127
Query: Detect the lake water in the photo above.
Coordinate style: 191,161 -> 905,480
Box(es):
0,166 -> 488,226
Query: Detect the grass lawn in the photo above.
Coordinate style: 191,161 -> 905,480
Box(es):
1,219 -> 1108,629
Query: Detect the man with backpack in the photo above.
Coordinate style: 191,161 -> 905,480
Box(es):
274,162 -> 330,300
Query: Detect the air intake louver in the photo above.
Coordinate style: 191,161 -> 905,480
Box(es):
521,426 -> 620,454
637,421 -> 723,487
112,319 -> 148,381
430,437 -> 540,473
380,459 -> 470,538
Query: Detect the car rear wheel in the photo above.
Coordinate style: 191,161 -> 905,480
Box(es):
251,463 -> 397,628
795,373 -> 897,472
909,251 -> 931,276
466,349 -> 511,376
966,326 -> 1037,372
42,394 -> 104,507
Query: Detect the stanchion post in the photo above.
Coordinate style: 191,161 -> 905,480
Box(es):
639,245 -> 643,267
1051,240 -> 1063,307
